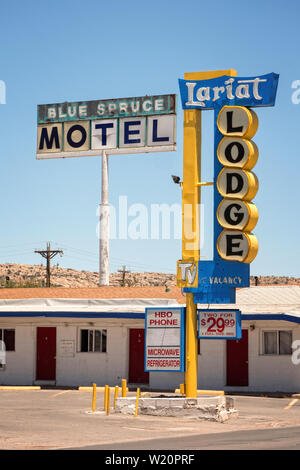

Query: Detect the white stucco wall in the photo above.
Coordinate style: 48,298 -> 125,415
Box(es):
150,321 -> 300,393
0,318 -> 142,387
1,317 -> 300,392
198,338 -> 226,390
56,324 -> 130,386
149,371 -> 184,391
0,324 -> 35,385
241,321 -> 300,393
197,321 -> 300,393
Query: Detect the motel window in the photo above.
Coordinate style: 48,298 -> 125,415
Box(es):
80,329 -> 107,353
263,330 -> 292,355
0,329 -> 15,351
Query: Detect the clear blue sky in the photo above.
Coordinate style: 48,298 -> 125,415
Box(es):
0,0 -> 299,277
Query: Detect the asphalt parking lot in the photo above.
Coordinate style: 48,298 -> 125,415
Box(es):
1,389 -> 300,450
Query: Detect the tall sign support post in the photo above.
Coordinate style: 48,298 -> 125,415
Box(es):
36,94 -> 177,285
177,70 -> 279,398
180,69 -> 237,398
100,151 -> 109,285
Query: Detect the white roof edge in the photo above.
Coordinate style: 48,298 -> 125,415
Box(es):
0,298 -> 181,312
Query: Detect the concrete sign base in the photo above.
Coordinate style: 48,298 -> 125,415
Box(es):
115,396 -> 238,422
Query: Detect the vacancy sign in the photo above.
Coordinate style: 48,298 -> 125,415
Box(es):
145,307 -> 185,372
198,309 -> 241,339
37,94 -> 176,159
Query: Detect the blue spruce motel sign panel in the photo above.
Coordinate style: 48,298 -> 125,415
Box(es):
36,94 -> 176,159
177,73 -> 279,304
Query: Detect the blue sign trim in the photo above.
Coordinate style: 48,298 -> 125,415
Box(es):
144,307 -> 185,373
184,259 -> 250,302
178,73 -> 279,110
0,311 -> 145,319
241,313 -> 300,324
197,309 -> 242,339
192,287 -> 236,304
1,311 -> 298,326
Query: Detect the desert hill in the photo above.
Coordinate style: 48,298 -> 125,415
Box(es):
0,263 -> 298,288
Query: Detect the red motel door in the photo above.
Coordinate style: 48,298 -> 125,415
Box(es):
226,329 -> 248,386
129,329 -> 149,384
36,327 -> 56,381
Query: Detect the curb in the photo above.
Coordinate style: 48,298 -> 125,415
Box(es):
174,389 -> 225,396
78,386 -> 129,391
0,386 -> 41,390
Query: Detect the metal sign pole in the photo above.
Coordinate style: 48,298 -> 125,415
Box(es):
181,105 -> 201,398
182,69 -> 237,398
99,151 -> 110,286
177,69 -> 278,394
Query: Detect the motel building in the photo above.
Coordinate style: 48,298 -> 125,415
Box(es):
0,285 -> 300,393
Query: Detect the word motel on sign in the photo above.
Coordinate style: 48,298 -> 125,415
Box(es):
216,106 -> 259,263
37,115 -> 176,154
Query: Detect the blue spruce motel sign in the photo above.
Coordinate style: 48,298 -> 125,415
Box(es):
177,72 -> 279,304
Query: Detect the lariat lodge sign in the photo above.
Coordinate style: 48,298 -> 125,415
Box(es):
177,72 -> 279,304
144,71 -> 278,376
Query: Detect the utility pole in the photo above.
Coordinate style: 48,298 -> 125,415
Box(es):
99,151 -> 110,286
35,243 -> 63,288
118,265 -> 130,286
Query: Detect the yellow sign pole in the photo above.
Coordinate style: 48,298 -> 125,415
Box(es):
182,69 -> 237,398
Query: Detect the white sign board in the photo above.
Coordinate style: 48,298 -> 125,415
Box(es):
145,308 -> 185,372
59,339 -> 75,357
198,309 -> 241,339
37,94 -> 176,159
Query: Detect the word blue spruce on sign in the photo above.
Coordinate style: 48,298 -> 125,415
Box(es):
178,73 -> 279,110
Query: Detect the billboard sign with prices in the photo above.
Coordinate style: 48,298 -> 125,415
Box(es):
144,307 -> 185,372
198,309 -> 242,340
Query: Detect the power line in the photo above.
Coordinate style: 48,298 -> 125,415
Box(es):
117,265 -> 131,286
34,242 -> 63,287
50,240 -> 176,272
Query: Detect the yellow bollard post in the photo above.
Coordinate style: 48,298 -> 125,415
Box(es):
122,379 -> 127,397
92,383 -> 97,412
135,387 -> 140,418
104,384 -> 108,411
106,387 -> 110,416
114,385 -> 119,409
180,383 -> 185,395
